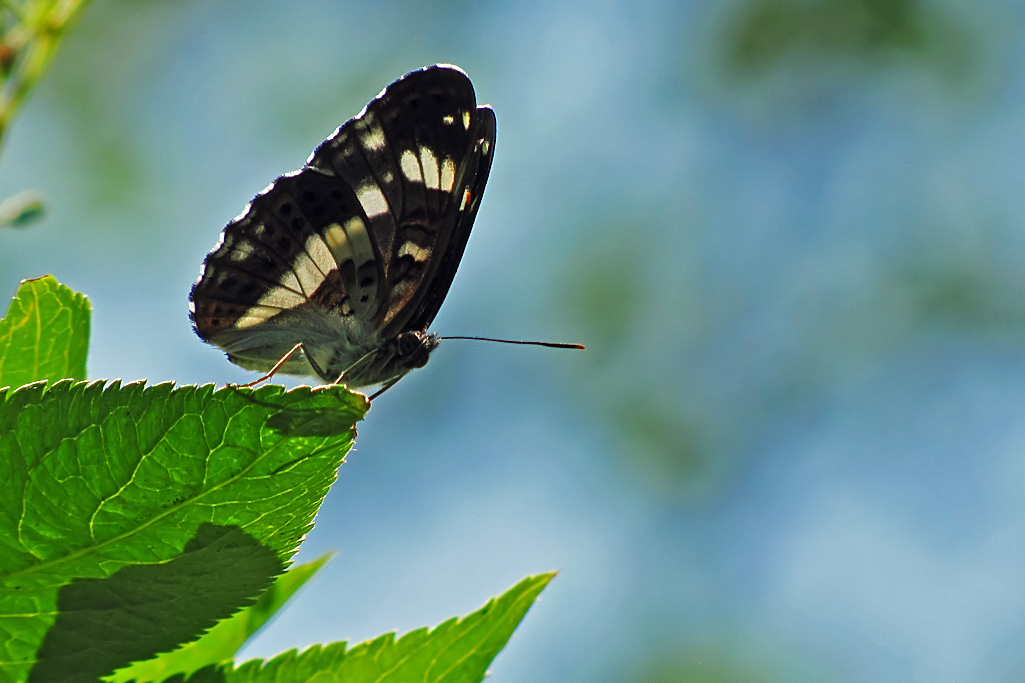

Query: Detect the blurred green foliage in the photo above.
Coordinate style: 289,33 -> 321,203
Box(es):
723,0 -> 972,82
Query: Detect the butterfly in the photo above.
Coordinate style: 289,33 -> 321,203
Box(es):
189,64 -> 496,397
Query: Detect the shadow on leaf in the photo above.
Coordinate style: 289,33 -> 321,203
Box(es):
29,523 -> 283,683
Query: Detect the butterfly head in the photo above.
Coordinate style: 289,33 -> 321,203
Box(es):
336,330 -> 440,388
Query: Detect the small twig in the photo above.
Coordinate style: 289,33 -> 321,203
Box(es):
0,0 -> 90,150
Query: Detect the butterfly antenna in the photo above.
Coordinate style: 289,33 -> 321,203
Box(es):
441,336 -> 585,350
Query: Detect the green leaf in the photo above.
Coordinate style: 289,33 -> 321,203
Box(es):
163,573 -> 556,683
0,380 -> 368,683
0,275 -> 90,387
31,523 -> 283,683
107,555 -> 333,683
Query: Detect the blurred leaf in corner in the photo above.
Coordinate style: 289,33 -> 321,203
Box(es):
0,189 -> 43,228
0,0 -> 92,150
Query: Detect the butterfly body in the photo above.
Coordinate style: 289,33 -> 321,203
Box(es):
190,65 -> 495,390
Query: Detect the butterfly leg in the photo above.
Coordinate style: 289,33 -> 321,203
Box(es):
330,347 -> 380,387
367,375 -> 404,401
235,342 -> 305,388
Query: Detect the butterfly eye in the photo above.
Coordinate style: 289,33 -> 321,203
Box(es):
395,331 -> 424,356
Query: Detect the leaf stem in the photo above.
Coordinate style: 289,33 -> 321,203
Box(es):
0,0 -> 90,150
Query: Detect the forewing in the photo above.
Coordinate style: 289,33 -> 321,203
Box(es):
307,64 -> 496,337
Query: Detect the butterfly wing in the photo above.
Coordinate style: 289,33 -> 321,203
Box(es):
307,65 -> 496,338
189,65 -> 495,385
